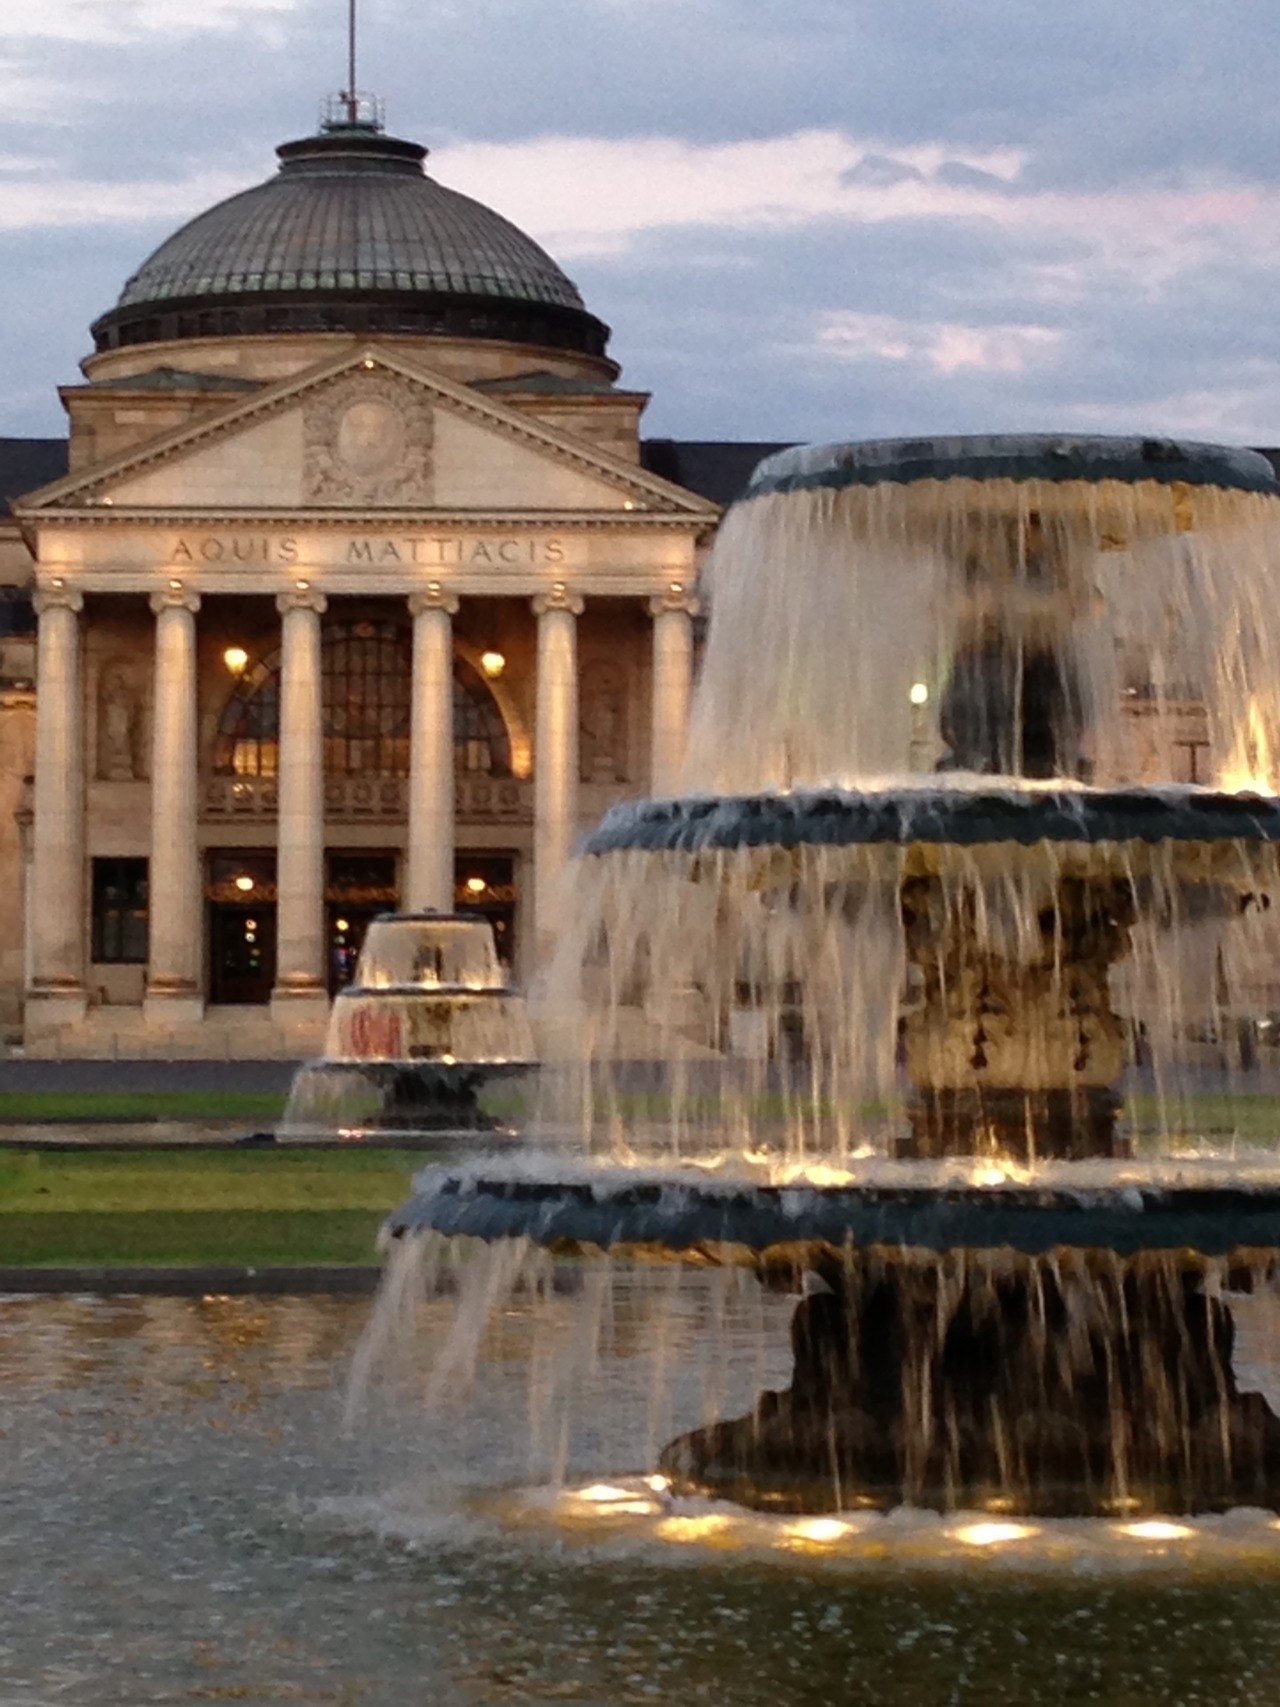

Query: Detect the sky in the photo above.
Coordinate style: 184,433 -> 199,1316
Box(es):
2,0 -> 1280,445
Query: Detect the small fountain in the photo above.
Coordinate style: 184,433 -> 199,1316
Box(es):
280,912 -> 534,1140
382,434 -> 1280,1518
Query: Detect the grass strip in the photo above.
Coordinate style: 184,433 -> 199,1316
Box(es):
0,1091 -> 288,1123
0,1209 -> 386,1268
0,1146 -> 429,1213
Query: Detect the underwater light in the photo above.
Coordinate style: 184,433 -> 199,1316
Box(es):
786,1518 -> 850,1543
576,1484 -> 635,1504
1121,1521 -> 1194,1541
953,1522 -> 1038,1546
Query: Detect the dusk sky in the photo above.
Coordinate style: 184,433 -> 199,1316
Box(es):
3,0 -> 1280,447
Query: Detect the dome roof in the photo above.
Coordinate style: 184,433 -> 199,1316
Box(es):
91,119 -> 610,361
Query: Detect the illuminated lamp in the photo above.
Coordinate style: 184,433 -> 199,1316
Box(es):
234,875 -> 255,893
223,646 -> 249,677
480,650 -> 506,679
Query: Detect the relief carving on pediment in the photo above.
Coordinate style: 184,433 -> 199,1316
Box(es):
303,374 -> 433,505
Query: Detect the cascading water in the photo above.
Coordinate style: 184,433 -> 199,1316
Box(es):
280,912 -> 534,1139
369,433 -> 1280,1522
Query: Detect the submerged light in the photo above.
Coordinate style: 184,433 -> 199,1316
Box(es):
952,1522 -> 1038,1546
1122,1521 -> 1194,1541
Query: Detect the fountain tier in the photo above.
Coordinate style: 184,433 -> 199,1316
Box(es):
383,431 -> 1280,1517
281,913 -> 534,1139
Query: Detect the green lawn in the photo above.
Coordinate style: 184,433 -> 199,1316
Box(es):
0,1090 -> 287,1123
0,1146 -> 428,1268
1125,1092 -> 1280,1146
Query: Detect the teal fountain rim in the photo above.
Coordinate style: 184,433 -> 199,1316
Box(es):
386,1170 -> 1280,1258
581,786 -> 1280,857
745,434 -> 1279,499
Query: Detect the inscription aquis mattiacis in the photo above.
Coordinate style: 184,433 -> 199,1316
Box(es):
167,535 -> 569,567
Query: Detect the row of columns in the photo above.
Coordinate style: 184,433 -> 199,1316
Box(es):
25,580 -> 700,1024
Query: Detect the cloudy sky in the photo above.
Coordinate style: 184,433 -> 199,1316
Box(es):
2,0 -> 1280,446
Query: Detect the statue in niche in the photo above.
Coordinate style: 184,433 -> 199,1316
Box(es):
98,663 -> 140,780
580,661 -> 628,784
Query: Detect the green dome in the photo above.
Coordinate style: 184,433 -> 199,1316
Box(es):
92,119 -> 610,361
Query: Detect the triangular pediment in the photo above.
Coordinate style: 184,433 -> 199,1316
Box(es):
19,347 -> 717,520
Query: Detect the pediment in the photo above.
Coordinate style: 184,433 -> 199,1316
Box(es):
21,348 -> 717,521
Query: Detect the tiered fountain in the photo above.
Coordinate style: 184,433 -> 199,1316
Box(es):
281,912 -> 534,1139
386,433 -> 1280,1517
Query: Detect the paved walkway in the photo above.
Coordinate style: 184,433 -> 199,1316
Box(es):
0,1058 -> 301,1093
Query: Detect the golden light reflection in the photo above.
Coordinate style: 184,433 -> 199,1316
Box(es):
786,1517 -> 850,1543
952,1521 -> 1039,1546
1220,695 -> 1278,793
970,1160 -> 1032,1187
576,1484 -> 635,1504
1121,1521 -> 1194,1541
656,1514 -> 734,1543
646,1474 -> 671,1493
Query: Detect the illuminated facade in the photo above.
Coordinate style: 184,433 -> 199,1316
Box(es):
0,108 -> 718,1056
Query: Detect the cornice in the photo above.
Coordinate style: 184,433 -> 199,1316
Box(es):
21,507 -> 715,534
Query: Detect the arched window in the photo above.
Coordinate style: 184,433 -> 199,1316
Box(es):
213,620 -> 512,778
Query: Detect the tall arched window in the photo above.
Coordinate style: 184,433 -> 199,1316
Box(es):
214,620 -> 512,778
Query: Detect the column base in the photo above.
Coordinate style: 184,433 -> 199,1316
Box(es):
24,984 -> 88,1037
143,984 -> 206,1027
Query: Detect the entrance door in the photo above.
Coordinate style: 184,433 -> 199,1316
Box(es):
455,853 -> 517,970
326,851 -> 399,994
206,851 -> 278,1005
210,903 -> 277,1004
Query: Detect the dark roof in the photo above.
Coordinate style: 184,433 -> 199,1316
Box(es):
640,439 -> 794,507
473,370 -> 617,397
92,120 -> 609,363
0,438 -> 69,514
89,367 -> 262,394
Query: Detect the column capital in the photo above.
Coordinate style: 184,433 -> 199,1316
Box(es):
409,582 -> 460,617
149,586 -> 202,616
33,585 -> 83,616
648,584 -> 701,619
276,586 -> 328,617
532,583 -> 584,618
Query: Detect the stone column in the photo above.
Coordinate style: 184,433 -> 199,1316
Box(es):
270,585 -> 329,1024
531,584 -> 584,954
26,584 -> 87,1029
406,583 -> 460,912
145,586 -> 203,1022
648,584 -> 701,795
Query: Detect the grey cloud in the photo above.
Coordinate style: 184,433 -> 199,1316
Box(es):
4,0 -> 1280,446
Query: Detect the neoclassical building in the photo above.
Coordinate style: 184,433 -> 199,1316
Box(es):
0,103 -> 1247,1062
0,104 -> 733,1058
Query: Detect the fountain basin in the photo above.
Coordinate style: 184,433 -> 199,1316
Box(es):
387,1167 -> 1280,1260
745,433 -> 1278,498
584,785 -> 1280,856
280,913 -> 535,1140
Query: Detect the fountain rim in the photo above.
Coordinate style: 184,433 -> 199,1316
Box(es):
581,784 -> 1280,857
745,433 -> 1279,500
387,1171 -> 1280,1259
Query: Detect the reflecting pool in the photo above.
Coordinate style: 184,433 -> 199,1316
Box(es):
6,1286 -> 1280,1704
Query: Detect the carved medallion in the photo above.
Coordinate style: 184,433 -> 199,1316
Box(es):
304,374 -> 433,505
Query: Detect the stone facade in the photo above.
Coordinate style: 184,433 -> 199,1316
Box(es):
3,337 -> 716,1057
